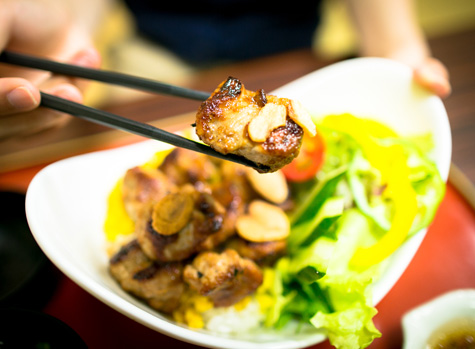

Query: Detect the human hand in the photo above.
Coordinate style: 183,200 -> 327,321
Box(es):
0,0 -> 101,140
412,57 -> 451,99
385,49 -> 451,99
345,0 -> 451,99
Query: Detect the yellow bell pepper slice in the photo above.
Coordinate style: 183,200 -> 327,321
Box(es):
350,144 -> 418,268
321,114 -> 418,268
103,177 -> 135,241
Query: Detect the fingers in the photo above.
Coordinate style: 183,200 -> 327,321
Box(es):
0,46 -> 102,140
40,77 -> 83,104
0,104 -> 70,140
66,47 -> 102,95
69,47 -> 101,69
413,58 -> 452,99
0,79 -> 82,140
0,78 -> 41,115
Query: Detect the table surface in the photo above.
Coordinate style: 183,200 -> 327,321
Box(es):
0,28 -> 474,349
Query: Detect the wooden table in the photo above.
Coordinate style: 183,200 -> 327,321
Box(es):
0,29 -> 474,348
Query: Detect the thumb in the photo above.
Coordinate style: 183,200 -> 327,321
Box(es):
0,78 -> 41,115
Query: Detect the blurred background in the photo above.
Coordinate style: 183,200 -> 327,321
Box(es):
1,0 -> 474,187
85,0 -> 475,107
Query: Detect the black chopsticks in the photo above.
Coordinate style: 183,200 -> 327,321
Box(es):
0,51 -> 269,171
0,51 -> 210,101
40,93 -> 268,170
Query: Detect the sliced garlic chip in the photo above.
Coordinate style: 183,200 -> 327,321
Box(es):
151,191 -> 194,235
245,168 -> 288,204
248,103 -> 287,142
288,100 -> 317,137
236,200 -> 290,242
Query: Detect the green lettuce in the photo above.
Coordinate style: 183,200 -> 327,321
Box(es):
265,117 -> 445,348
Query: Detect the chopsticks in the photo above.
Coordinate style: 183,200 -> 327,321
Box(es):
0,51 -> 210,101
39,93 -> 268,170
0,51 -> 269,171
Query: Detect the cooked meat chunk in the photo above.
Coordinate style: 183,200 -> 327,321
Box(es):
183,249 -> 263,307
212,160 -> 254,208
159,148 -> 221,190
195,76 -> 315,172
122,166 -> 175,221
110,142 -> 294,318
226,238 -> 287,266
136,185 -> 226,262
109,240 -> 184,313
158,148 -> 256,250
199,161 -> 254,250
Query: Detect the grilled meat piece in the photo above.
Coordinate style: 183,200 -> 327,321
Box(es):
122,166 -> 175,221
226,237 -> 287,266
136,185 -> 226,262
158,148 -> 256,250
198,160 -> 255,250
195,76 -> 311,172
109,240 -> 184,313
183,249 -> 263,307
159,147 -> 222,190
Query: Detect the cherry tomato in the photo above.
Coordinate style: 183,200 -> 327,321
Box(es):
282,130 -> 325,182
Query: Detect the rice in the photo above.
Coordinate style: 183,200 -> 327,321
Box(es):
202,297 -> 265,334
172,268 -> 276,333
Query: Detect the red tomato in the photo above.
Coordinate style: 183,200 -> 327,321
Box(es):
282,130 -> 325,182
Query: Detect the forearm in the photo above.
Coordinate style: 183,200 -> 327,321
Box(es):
345,0 -> 430,66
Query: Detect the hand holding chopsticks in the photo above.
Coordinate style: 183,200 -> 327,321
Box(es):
0,51 -> 269,171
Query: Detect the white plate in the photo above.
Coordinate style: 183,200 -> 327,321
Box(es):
26,57 -> 451,349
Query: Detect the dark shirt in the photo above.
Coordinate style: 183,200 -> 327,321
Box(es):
123,1 -> 322,66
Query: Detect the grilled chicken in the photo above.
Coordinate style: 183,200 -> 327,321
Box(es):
158,147 -> 222,190
183,249 -> 263,307
122,166 -> 175,221
109,240 -> 184,313
226,237 -> 287,266
135,185 -> 227,262
195,76 -> 316,172
158,148 -> 255,250
110,145 -> 292,316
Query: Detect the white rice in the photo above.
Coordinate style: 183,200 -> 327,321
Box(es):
202,298 -> 265,334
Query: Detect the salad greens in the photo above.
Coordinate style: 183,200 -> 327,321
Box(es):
265,113 -> 445,348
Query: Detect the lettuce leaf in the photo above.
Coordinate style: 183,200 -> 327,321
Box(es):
311,209 -> 382,348
268,115 -> 445,348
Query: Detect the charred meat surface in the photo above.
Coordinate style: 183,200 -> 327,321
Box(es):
135,185 -> 226,262
183,249 -> 263,307
158,148 -> 255,251
226,238 -> 287,266
159,147 -> 222,189
195,76 -> 315,172
122,166 -> 175,221
109,240 -> 184,313
109,146 -> 294,318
